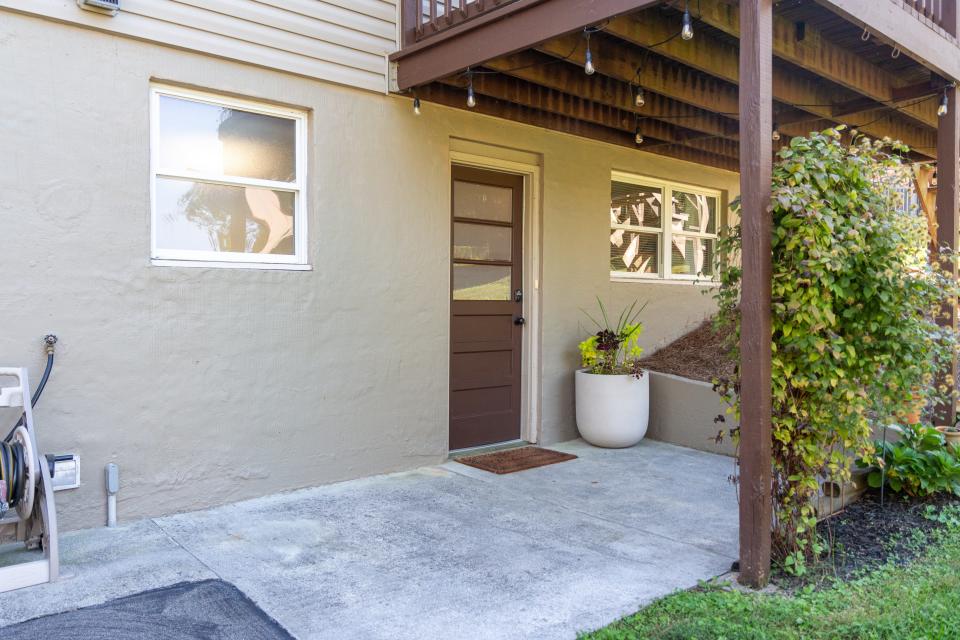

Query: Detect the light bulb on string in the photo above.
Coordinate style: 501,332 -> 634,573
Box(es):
635,86 -> 645,108
466,70 -> 477,108
413,96 -> 421,116
681,2 -> 694,40
771,123 -> 781,141
939,90 -> 949,117
584,30 -> 595,75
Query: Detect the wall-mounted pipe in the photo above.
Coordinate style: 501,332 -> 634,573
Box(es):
105,463 -> 119,527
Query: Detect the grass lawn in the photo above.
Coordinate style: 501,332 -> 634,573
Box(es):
581,506 -> 960,640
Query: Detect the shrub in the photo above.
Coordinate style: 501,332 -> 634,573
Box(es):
862,425 -> 960,497
714,128 -> 960,571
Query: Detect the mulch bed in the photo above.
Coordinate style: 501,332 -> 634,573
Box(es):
774,490 -> 960,589
638,319 -> 735,383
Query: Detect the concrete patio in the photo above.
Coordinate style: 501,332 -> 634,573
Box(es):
0,439 -> 738,639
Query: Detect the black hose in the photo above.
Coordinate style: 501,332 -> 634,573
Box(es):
4,335 -> 57,443
31,351 -> 54,408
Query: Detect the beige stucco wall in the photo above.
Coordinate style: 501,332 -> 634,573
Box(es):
0,12 -> 738,531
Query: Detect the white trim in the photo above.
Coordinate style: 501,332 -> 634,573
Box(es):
149,83 -> 309,268
611,275 -> 717,287
610,170 -> 722,283
150,259 -> 313,271
154,171 -> 299,192
449,150 -> 543,446
151,83 -> 309,119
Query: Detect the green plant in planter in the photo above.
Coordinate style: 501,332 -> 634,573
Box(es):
579,299 -> 647,376
713,127 -> 960,573
861,424 -> 960,497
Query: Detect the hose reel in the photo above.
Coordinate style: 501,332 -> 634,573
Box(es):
0,336 -> 60,593
0,426 -> 36,520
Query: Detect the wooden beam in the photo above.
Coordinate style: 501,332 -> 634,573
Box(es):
391,0 -> 661,90
446,72 -> 740,158
537,36 -> 737,112
738,0 -> 774,589
485,51 -> 741,140
533,38 -> 848,143
601,11 -> 937,153
813,0 -> 960,83
416,83 -> 740,171
695,0 -> 939,129
936,82 -> 959,424
893,79 -> 941,102
537,30 -> 934,155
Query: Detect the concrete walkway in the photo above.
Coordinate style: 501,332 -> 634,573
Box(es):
0,439 -> 738,639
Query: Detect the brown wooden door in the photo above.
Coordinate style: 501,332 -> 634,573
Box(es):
450,166 -> 524,450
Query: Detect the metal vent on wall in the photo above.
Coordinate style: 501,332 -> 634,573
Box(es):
77,0 -> 119,16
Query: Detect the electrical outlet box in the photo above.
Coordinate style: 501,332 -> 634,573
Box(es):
50,455 -> 80,491
77,0 -> 119,16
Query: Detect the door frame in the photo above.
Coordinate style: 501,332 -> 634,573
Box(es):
449,150 -> 542,446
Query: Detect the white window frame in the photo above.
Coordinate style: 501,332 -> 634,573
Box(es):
150,84 -> 309,270
610,170 -> 721,283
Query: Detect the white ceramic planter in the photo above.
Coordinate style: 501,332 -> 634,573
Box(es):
575,369 -> 649,448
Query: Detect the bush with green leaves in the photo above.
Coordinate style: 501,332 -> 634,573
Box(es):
714,128 -> 960,572
861,424 -> 960,497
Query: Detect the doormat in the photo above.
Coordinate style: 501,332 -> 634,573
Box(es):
0,579 -> 293,640
456,446 -> 577,474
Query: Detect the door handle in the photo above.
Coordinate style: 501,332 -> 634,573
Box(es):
514,316 -> 526,326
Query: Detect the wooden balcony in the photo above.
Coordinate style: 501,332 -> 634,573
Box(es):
402,0 -> 523,46
399,1 -> 960,55
391,0 -> 960,170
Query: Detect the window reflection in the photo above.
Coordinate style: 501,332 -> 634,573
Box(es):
157,96 -> 298,256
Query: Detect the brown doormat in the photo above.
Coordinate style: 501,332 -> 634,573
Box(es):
456,446 -> 577,474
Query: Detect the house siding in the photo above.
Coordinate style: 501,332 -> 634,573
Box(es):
0,12 -> 737,531
0,0 -> 396,93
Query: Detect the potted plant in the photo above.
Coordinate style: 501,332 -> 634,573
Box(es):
574,299 -> 649,448
937,418 -> 960,450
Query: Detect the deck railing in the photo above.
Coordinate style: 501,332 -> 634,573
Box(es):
401,0 -> 524,46
400,1 -> 957,50
903,0 -> 957,33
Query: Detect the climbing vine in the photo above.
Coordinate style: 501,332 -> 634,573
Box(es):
714,128 -> 960,572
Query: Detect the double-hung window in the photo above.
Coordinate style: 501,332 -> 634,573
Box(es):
150,85 -> 308,269
610,172 -> 720,282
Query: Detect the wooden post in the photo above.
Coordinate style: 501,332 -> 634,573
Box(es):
943,0 -> 958,39
400,0 -> 419,47
738,0 -> 774,589
934,2 -> 959,426
936,81 -> 959,425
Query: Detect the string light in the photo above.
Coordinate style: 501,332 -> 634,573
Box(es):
635,126 -> 644,145
681,1 -> 694,41
584,29 -> 596,75
771,122 -> 781,141
466,69 -> 477,108
635,86 -> 646,108
939,89 -> 949,117
413,96 -> 421,116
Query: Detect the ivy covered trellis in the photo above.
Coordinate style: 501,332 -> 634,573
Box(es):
714,128 -> 960,573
